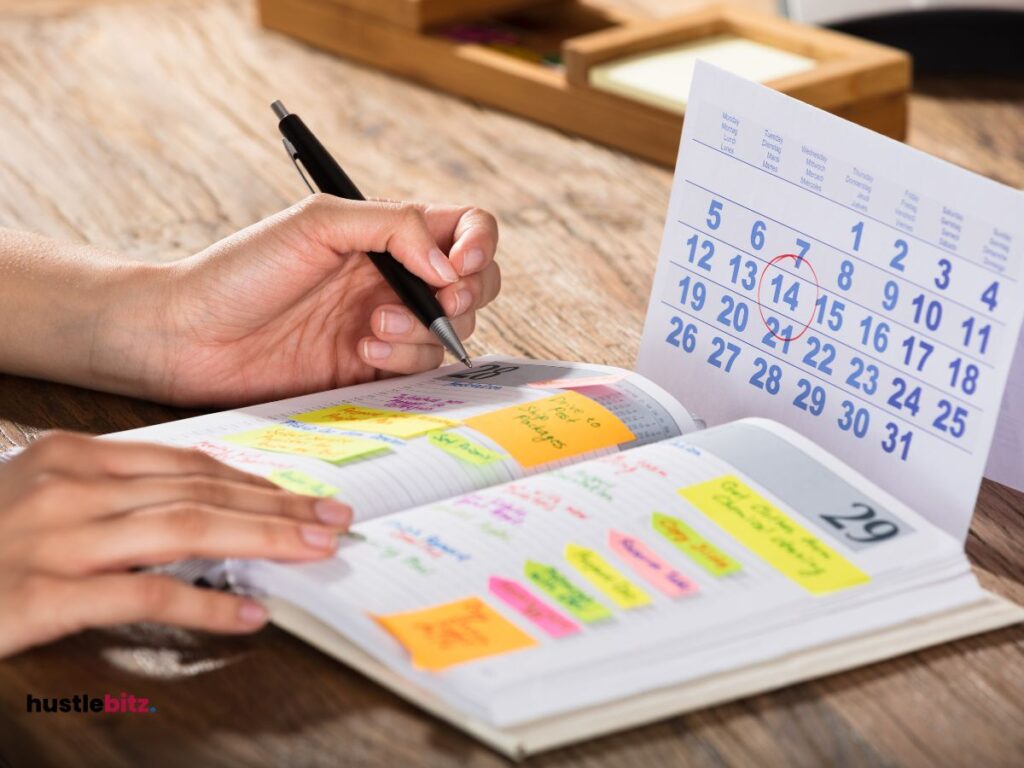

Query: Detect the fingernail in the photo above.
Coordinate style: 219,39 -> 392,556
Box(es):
315,499 -> 351,526
428,248 -> 458,284
460,248 -> 485,275
452,289 -> 473,317
238,599 -> 268,626
301,525 -> 338,550
364,340 -> 392,360
379,310 -> 413,335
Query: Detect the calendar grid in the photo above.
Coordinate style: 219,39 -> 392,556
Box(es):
681,178 -> 1007,328
667,258 -> 983,412
659,297 -> 973,455
690,137 -> 1017,284
674,215 -> 995,371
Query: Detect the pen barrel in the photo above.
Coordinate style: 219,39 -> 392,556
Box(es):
277,113 -> 445,328
368,251 -> 444,327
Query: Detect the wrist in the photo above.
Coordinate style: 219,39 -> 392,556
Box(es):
87,259 -> 176,401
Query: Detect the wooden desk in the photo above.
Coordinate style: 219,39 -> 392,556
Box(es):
1,1 -> 1022,765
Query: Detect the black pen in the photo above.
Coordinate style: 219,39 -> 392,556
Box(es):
271,100 -> 472,367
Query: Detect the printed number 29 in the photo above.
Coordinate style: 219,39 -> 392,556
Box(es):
821,502 -> 899,543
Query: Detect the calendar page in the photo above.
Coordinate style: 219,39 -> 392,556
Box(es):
637,63 -> 1024,540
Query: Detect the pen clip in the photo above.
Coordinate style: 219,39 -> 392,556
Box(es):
282,137 -> 316,195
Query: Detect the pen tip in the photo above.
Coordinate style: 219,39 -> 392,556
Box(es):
461,356 -> 474,368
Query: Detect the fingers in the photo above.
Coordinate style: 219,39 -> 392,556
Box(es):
22,474 -> 352,528
370,305 -> 476,345
21,573 -> 269,647
436,261 -> 501,318
358,339 -> 445,376
18,431 -> 275,488
297,196 -> 458,288
423,205 -> 499,278
29,503 -> 341,576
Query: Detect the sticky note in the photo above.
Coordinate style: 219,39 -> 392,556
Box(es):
464,392 -> 635,469
680,476 -> 870,595
294,403 -> 458,439
524,560 -> 611,623
223,425 -> 388,464
652,512 -> 742,577
589,36 -> 815,115
268,469 -> 339,498
373,597 -> 536,671
428,432 -> 506,466
488,577 -> 580,638
607,530 -> 698,598
564,544 -> 651,609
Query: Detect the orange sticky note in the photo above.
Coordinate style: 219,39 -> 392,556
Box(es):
373,597 -> 537,671
464,392 -> 635,468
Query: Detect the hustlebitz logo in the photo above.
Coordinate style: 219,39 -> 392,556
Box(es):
26,692 -> 157,714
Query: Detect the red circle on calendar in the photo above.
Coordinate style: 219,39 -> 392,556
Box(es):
756,254 -> 820,342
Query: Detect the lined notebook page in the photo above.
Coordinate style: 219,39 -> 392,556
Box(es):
235,419 -> 975,726
107,357 -> 697,520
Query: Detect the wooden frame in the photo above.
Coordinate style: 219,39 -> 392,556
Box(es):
257,0 -> 911,166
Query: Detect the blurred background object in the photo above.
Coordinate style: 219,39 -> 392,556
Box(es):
783,0 -> 1024,74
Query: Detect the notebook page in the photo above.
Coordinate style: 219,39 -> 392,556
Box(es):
636,63 -> 1024,540
106,356 -> 697,520
232,419 -> 976,726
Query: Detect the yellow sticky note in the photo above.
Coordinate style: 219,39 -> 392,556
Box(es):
268,469 -> 339,498
680,476 -> 869,595
464,392 -> 635,469
293,403 -> 457,439
564,544 -> 651,608
373,597 -> 537,671
428,432 -> 506,466
223,426 -> 387,465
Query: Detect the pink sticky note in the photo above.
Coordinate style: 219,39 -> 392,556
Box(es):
608,530 -> 699,598
488,577 -> 580,638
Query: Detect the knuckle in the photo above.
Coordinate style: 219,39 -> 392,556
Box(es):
134,577 -> 175,614
24,431 -> 75,465
167,505 -> 210,540
398,204 -> 427,230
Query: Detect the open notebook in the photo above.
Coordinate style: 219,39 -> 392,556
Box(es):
107,356 -> 1022,758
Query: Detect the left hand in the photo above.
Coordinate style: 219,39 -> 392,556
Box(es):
94,195 -> 500,406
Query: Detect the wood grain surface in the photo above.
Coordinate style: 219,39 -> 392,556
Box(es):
0,1 -> 1022,766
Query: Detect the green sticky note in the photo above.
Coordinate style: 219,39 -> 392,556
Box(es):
652,511 -> 743,577
524,560 -> 611,623
268,469 -> 339,498
428,432 -> 506,466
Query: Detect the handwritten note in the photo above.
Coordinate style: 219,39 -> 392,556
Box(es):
464,391 -> 635,468
373,597 -> 537,671
294,403 -> 458,439
652,512 -> 743,577
680,476 -> 870,594
524,560 -> 612,623
268,468 -> 339,498
428,432 -> 506,466
607,530 -> 698,598
564,544 -> 651,609
223,426 -> 388,464
488,577 -> 580,638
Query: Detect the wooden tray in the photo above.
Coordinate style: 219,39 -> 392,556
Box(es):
257,0 -> 911,166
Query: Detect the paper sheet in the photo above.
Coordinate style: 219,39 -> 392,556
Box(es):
233,419 -> 973,727
636,63 -> 1024,539
107,357 -> 697,522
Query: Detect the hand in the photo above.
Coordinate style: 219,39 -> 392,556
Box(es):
0,431 -> 352,659
94,195 -> 500,406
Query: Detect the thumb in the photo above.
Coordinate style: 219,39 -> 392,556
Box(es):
294,194 -> 459,287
